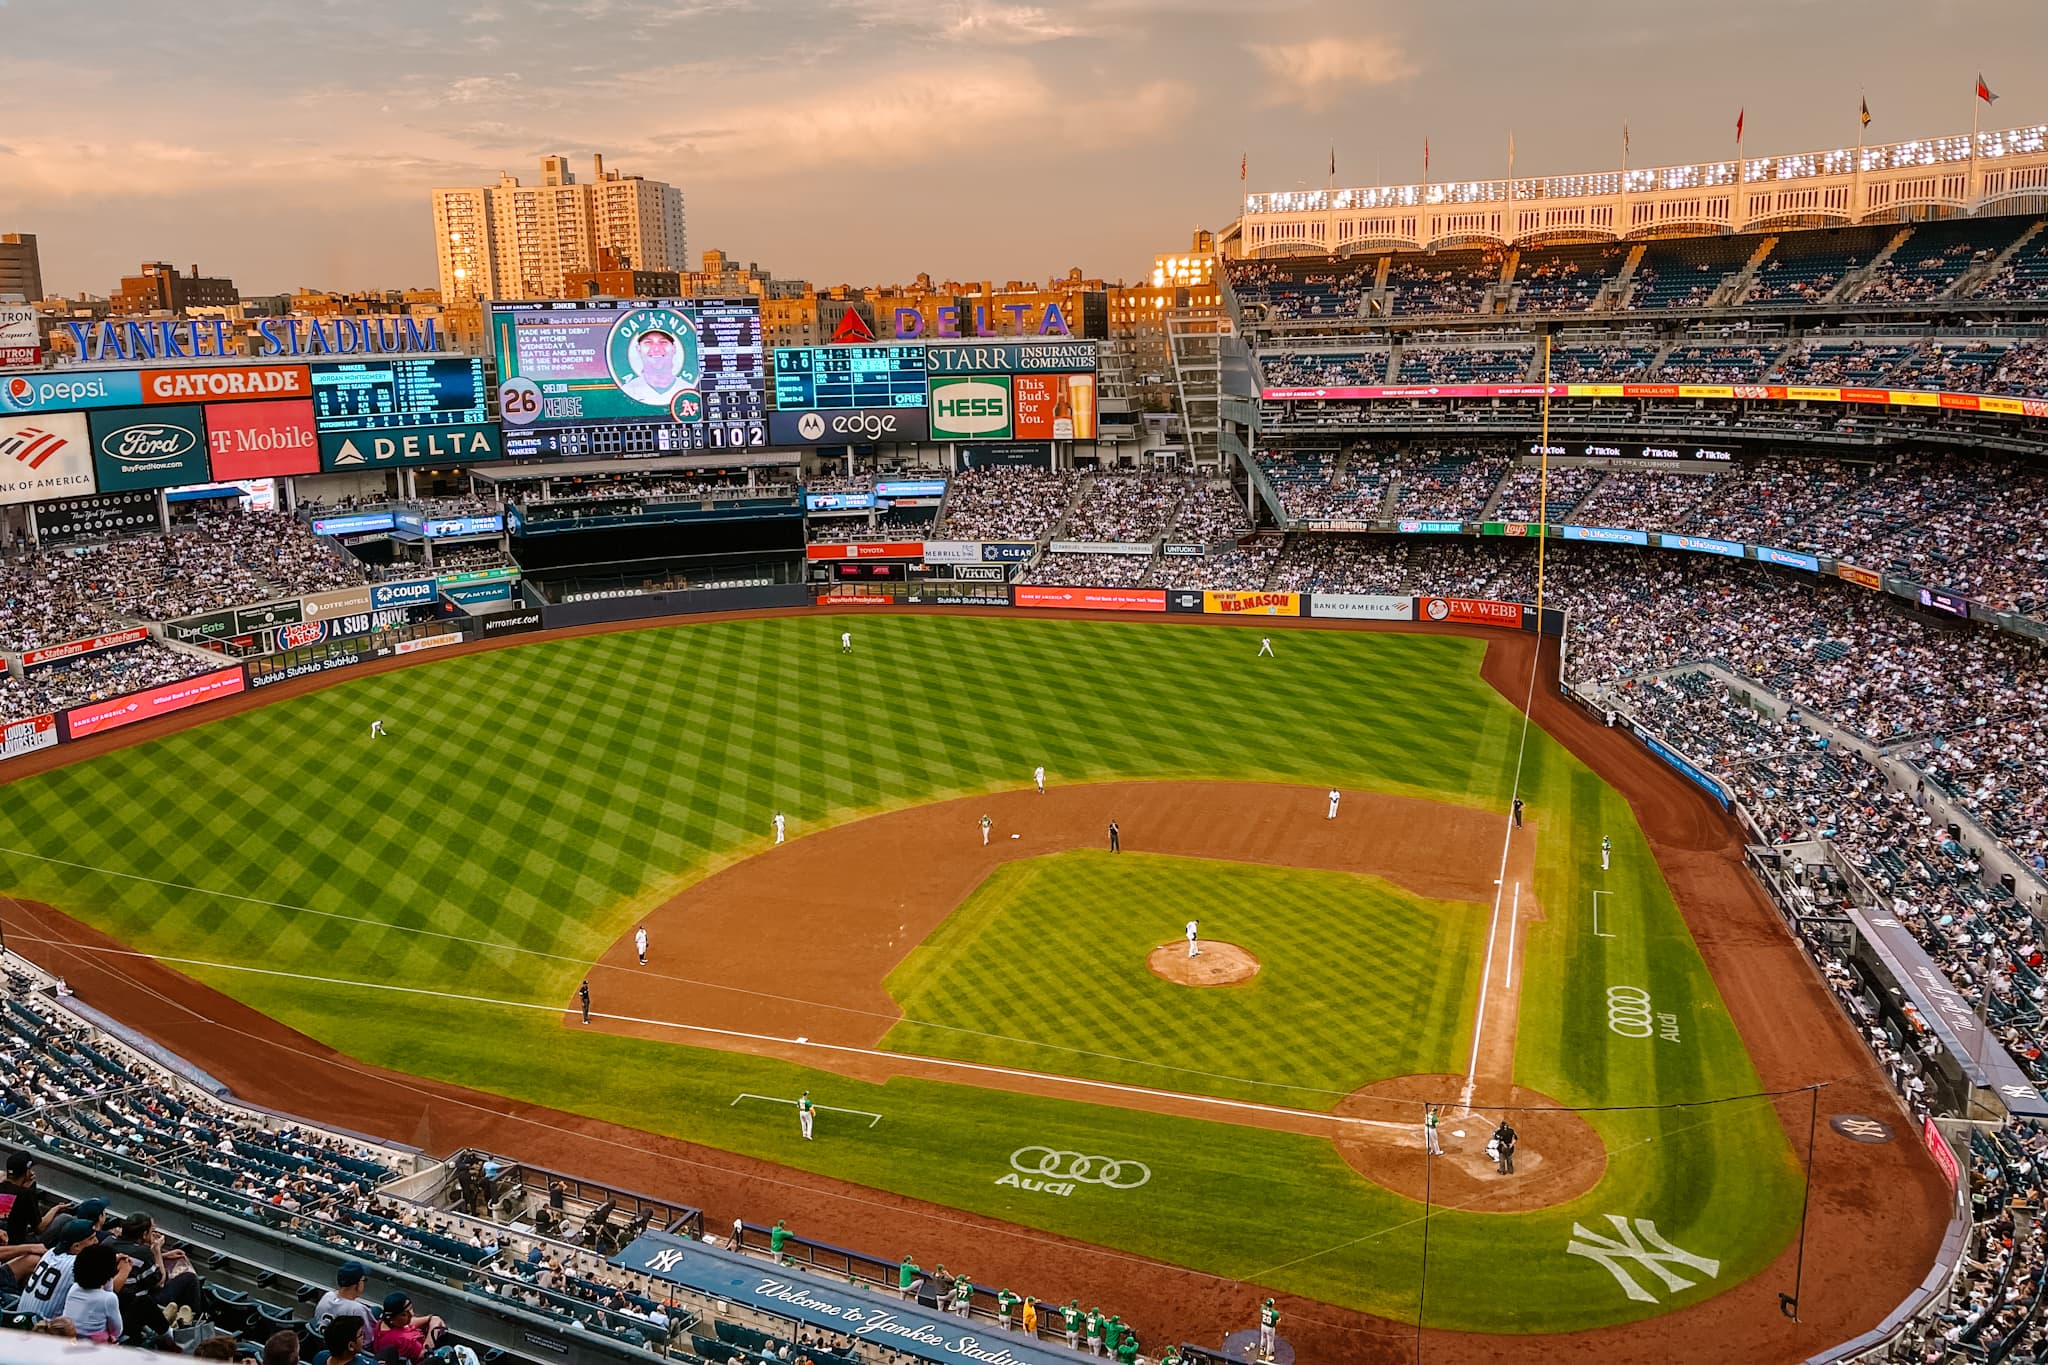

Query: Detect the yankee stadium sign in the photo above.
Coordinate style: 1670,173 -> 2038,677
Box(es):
64,317 -> 442,364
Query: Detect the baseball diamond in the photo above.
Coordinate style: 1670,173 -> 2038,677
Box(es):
0,609 -> 1951,1362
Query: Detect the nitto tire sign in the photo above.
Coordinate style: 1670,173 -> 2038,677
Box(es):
929,376 -> 1013,440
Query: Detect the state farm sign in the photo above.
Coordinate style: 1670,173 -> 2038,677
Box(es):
205,399 -> 318,478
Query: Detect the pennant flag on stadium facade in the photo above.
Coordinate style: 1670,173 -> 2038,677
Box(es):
1860,97 -> 1872,128
1977,73 -> 1998,104
1240,153 -> 1247,182
1329,145 -> 1336,177
1423,137 -> 1430,175
1736,108 -> 1745,143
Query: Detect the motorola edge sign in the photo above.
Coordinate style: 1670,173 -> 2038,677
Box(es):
767,408 -> 931,445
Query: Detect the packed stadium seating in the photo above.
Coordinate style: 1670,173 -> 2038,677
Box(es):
937,468 -> 1077,542
1509,243 -> 1628,313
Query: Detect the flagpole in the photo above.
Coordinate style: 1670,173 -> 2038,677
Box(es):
1856,93 -> 1866,217
1971,87 -> 1982,206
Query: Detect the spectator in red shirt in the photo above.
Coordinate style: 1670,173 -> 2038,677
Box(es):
370,1293 -> 446,1364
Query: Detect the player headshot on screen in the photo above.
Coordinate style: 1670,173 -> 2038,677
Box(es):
620,329 -> 684,405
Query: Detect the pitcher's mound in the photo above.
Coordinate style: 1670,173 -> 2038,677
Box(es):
1147,941 -> 1260,986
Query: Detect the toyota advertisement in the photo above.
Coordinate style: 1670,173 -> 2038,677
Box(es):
63,666 -> 247,738
204,399 -> 319,478
769,408 -> 932,446
87,405 -> 210,490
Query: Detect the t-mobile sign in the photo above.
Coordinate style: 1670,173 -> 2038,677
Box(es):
205,398 -> 319,478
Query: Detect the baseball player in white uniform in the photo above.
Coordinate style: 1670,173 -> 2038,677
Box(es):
773,812 -> 787,845
799,1091 -> 815,1140
1601,835 -> 1611,870
1257,637 -> 1274,658
634,926 -> 648,964
369,719 -> 387,738
840,631 -> 852,653
1186,920 -> 1199,958
1034,765 -> 1045,794
1327,787 -> 1341,819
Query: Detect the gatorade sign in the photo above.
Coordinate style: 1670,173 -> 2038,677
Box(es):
929,375 -> 1013,440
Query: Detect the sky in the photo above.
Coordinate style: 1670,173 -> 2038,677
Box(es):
2,0 -> 2038,296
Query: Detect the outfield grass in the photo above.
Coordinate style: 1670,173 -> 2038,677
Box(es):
0,614 -> 1803,1332
882,850 -> 1487,1106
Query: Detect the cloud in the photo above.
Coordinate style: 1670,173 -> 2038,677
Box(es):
944,4 -> 1081,41
1248,35 -> 1413,105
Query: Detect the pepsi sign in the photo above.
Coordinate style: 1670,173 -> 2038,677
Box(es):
2,370 -> 145,415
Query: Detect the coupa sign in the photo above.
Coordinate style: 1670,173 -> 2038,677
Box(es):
371,579 -> 437,610
64,316 -> 442,364
928,376 -> 1012,440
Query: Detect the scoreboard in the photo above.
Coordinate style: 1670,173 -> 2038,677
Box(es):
310,358 -> 488,433
774,345 -> 928,410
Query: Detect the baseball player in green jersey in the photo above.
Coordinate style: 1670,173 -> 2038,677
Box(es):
1062,1301 -> 1083,1350
799,1091 -> 815,1140
951,1271 -> 973,1317
980,814 -> 992,846
1115,1328 -> 1139,1365
1103,1315 -> 1123,1358
1086,1308 -> 1104,1355
896,1256 -> 918,1300
768,1220 -> 789,1262
1160,1349 -> 1184,1365
996,1288 -> 1019,1331
1259,1297 -> 1280,1360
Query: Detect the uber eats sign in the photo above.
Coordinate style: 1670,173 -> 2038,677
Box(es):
929,375 -> 1013,441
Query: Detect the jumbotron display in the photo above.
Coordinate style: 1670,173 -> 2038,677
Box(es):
308,357 -> 489,433
772,345 -> 928,410
491,298 -> 768,457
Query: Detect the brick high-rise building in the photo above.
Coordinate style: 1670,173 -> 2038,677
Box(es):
109,262 -> 239,316
0,233 -> 41,303
432,154 -> 686,303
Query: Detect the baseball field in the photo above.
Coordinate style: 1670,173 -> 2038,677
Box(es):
0,613 -> 1829,1343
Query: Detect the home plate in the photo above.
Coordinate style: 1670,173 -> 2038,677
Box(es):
1453,1130 -> 1466,1138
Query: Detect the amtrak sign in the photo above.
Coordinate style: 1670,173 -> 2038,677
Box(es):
65,316 -> 443,364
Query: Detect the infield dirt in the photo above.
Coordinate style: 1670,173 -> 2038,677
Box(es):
0,609 -> 1956,1364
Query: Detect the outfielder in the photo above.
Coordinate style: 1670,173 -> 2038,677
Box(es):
1327,787 -> 1341,819
980,814 -> 992,846
840,631 -> 852,653
369,719 -> 387,738
634,925 -> 648,964
774,812 -> 786,845
1601,835 -> 1611,871
798,1090 -> 814,1140
1034,765 -> 1045,794
1258,1299 -> 1280,1361
1186,919 -> 1200,958
1257,636 -> 1274,658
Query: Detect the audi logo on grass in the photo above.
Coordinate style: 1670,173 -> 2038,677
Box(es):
1606,985 -> 1681,1042
995,1146 -> 1151,1197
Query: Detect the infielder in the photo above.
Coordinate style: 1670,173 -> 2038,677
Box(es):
798,1090 -> 814,1140
1258,1298 -> 1280,1361
1034,765 -> 1045,794
634,925 -> 648,965
980,814 -> 992,846
1601,835 -> 1611,871
1257,636 -> 1274,658
774,812 -> 787,845
1327,787 -> 1341,819
1186,919 -> 1200,958
840,631 -> 852,654
369,719 -> 387,738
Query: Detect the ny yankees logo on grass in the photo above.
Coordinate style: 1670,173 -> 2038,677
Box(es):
1565,1215 -> 1721,1303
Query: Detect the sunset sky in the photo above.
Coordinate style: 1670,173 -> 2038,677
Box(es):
2,0 -> 2035,295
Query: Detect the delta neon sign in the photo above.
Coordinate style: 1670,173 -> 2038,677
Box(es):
834,305 -> 1071,343
65,316 -> 443,364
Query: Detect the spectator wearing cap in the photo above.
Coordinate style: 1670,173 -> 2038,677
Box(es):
20,1217 -> 102,1321
72,1198 -> 111,1240
370,1291 -> 447,1364
312,1261 -> 379,1335
1,1153 -> 54,1247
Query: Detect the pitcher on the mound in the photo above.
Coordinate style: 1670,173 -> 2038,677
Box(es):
1185,919 -> 1200,958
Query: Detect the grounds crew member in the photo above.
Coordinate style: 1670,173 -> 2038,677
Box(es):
897,1255 -> 918,1300
1063,1300 -> 1083,1350
996,1287 -> 1020,1331
1259,1297 -> 1281,1361
1021,1296 -> 1037,1337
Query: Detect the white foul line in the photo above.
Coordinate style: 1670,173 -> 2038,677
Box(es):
1460,823 -> 1518,1114
1593,890 -> 1616,939
1506,882 -> 1520,990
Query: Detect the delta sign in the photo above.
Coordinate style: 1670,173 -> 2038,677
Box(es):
830,303 -> 1071,343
